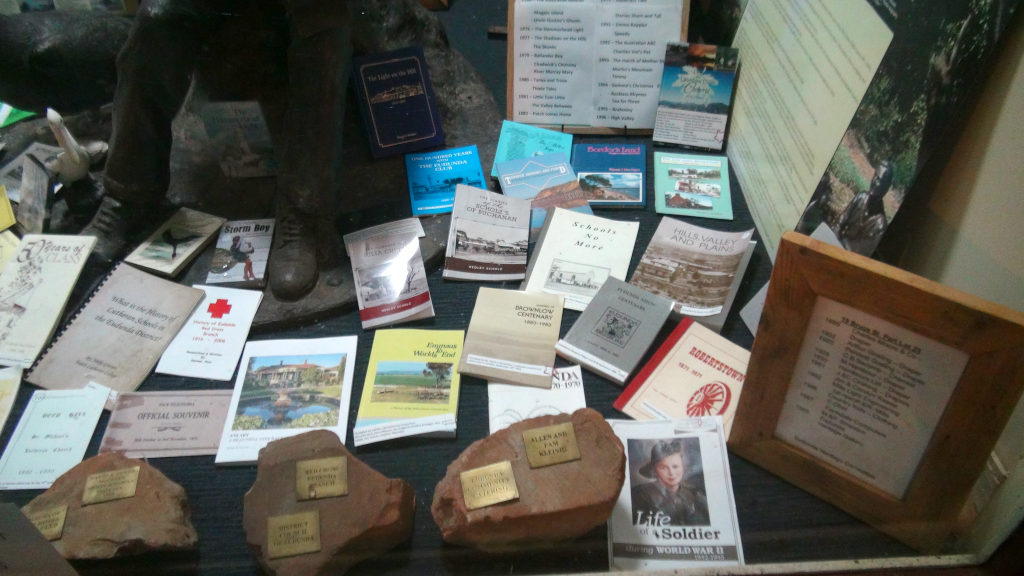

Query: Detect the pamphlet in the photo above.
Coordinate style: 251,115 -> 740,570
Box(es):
490,120 -> 574,177
124,207 -> 226,278
99,390 -> 233,458
571,142 -> 646,208
652,42 -> 740,151
495,152 -> 593,240
653,151 -> 733,220
487,365 -> 587,434
443,184 -> 530,281
405,145 -> 485,216
205,218 -> 275,288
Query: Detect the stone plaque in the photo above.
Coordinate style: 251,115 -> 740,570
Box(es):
81,466 -> 140,506
267,510 -> 321,559
522,421 -> 581,469
25,504 -> 67,541
295,456 -> 348,501
460,460 -> 519,511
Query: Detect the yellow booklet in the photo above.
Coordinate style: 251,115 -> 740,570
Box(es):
0,185 -> 17,232
353,329 -> 464,447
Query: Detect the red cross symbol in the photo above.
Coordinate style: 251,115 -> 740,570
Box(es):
207,298 -> 232,319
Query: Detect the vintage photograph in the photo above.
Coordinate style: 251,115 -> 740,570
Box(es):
356,255 -> 428,306
452,218 -> 528,263
628,437 -> 709,526
673,178 -> 721,198
577,171 -> 643,203
232,353 -> 347,430
544,258 -> 610,299
593,307 -> 640,349
370,361 -> 452,405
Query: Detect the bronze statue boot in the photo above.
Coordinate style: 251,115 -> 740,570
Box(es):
78,193 -> 152,264
267,198 -> 324,301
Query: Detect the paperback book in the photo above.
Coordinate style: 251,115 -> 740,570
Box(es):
614,317 -> 750,438
200,101 -> 276,178
405,145 -> 485,216
490,119 -> 574,177
353,45 -> 445,159
653,151 -> 733,220
352,329 -> 463,447
343,218 -> 434,329
205,218 -> 274,288
487,365 -> 587,434
460,287 -> 563,389
215,336 -> 358,465
555,277 -> 673,385
125,207 -> 226,278
521,208 -> 640,311
494,152 -> 592,241
652,42 -> 740,151
443,184 -> 530,281
571,143 -> 646,208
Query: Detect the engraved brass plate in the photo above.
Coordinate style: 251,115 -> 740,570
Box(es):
82,466 -> 140,506
295,456 -> 348,501
460,460 -> 519,510
267,510 -> 321,559
523,421 -> 581,468
26,504 -> 68,541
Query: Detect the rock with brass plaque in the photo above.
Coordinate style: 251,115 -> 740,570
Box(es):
243,430 -> 415,575
460,460 -> 520,510
432,408 -> 625,551
20,452 -> 197,559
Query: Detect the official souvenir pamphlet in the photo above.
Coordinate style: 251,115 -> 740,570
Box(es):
652,42 -> 740,151
615,317 -> 750,438
215,336 -> 358,465
205,218 -> 275,288
405,145 -> 485,216
443,184 -> 531,281
608,417 -> 743,570
352,329 -> 463,447
343,218 -> 434,329
124,207 -> 226,278
494,152 -> 593,241
490,120 -> 574,177
200,101 -> 276,178
571,142 -> 646,208
0,234 -> 95,368
521,208 -> 640,311
487,365 -> 587,434
99,390 -> 233,458
155,285 -> 263,380
653,151 -> 733,220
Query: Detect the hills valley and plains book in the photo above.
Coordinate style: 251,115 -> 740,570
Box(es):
460,287 -> 563,389
653,43 -> 740,151
405,145 -> 485,216
353,329 -> 464,446
556,278 -> 673,385
0,234 -> 95,368
521,208 -> 640,311
571,143 -> 646,208
490,120 -> 574,177
487,365 -> 587,434
654,152 -> 733,220
205,218 -> 274,288
125,207 -> 225,278
443,185 -> 530,281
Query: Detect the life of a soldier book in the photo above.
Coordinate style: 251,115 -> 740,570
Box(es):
652,42 -> 740,151
571,142 -> 646,208
124,207 -> 225,278
443,184 -> 531,281
205,218 -> 274,288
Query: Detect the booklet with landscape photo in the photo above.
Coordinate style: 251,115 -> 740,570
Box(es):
443,184 -> 530,281
571,142 -> 646,208
487,365 -> 587,434
494,152 -> 593,241
205,218 -> 274,288
653,151 -> 733,220
652,42 -> 740,151
125,207 -> 226,278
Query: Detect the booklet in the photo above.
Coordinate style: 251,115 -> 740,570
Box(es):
608,417 -> 743,570
205,218 -> 275,288
99,390 -> 233,458
487,365 -> 587,434
443,184 -> 531,281
155,285 -> 263,380
653,151 -> 733,220
571,142 -> 646,208
490,119 -> 574,177
0,386 -> 107,490
494,152 -> 593,241
405,145 -> 485,216
352,329 -> 463,447
0,184 -> 16,232
215,336 -> 358,465
343,218 -> 434,329
652,42 -> 740,151
124,207 -> 226,278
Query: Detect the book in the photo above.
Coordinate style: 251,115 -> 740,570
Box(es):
555,277 -> 673,385
494,152 -> 593,241
343,218 -> 434,329
155,285 -> 263,380
99,390 -> 233,458
443,184 -> 530,281
614,317 -> 750,438
0,386 -> 107,490
608,417 -> 744,570
652,42 -> 740,151
0,234 -> 95,368
124,207 -> 226,278
521,208 -> 640,311
200,101 -> 276,178
653,151 -> 733,220
490,119 -> 574,178
26,264 -> 204,396
487,365 -> 587,434
353,45 -> 445,159
352,328 -> 464,447
459,287 -> 562,389
405,145 -> 484,216
205,218 -> 274,288
215,336 -> 358,465
571,143 -> 646,208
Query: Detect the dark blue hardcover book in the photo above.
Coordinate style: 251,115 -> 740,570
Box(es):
405,145 -> 485,216
570,143 -> 646,208
353,45 -> 445,159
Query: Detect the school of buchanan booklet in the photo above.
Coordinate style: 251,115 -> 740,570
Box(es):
459,287 -> 563,389
571,143 -> 646,208
405,145 -> 485,216
652,43 -> 740,152
487,365 -> 587,434
443,185 -> 531,281
205,218 -> 275,288
608,417 -> 743,570
125,207 -> 226,278
0,234 -> 95,368
653,151 -> 733,220
352,329 -> 463,447
521,208 -> 640,311
614,317 -> 750,438
215,336 -> 358,465
555,277 -> 673,385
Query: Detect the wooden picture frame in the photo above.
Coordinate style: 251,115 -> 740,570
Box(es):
729,231 -> 1024,553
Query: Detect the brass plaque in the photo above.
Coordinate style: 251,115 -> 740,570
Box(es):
267,510 -> 321,559
295,456 -> 348,501
460,460 -> 519,510
25,504 -> 68,541
82,466 -> 140,506
523,421 -> 581,468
